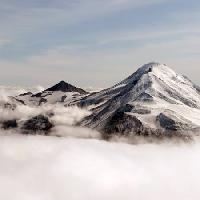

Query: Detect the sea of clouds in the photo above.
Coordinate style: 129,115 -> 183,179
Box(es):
0,85 -> 200,200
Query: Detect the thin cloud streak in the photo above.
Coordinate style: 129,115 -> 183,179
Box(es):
0,0 -> 172,37
0,38 -> 11,46
0,32 -> 200,87
0,0 -> 199,87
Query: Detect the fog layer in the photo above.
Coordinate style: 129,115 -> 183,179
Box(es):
0,134 -> 199,200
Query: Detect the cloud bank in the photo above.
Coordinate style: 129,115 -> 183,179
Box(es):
0,134 -> 200,200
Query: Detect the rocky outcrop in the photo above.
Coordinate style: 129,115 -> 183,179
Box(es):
2,120 -> 18,130
103,112 -> 144,137
22,115 -> 53,134
19,92 -> 33,96
156,111 -> 197,131
45,81 -> 87,94
3,103 -> 17,110
16,81 -> 88,106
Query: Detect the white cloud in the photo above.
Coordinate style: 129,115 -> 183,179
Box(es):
0,85 -> 43,96
0,134 -> 200,200
0,38 -> 11,46
0,0 -> 172,37
97,28 -> 200,45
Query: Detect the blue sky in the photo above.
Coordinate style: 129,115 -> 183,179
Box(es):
0,0 -> 200,88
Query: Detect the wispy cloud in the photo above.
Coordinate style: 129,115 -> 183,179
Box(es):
0,38 -> 11,46
0,30 -> 200,87
0,0 -> 172,37
0,0 -> 200,87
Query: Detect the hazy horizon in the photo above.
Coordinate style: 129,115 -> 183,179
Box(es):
0,62 -> 199,90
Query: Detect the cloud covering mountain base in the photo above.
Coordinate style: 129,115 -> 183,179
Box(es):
0,134 -> 200,200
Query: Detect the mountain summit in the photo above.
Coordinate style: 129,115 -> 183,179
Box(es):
45,80 -> 87,94
112,62 -> 200,108
80,62 -> 200,138
16,80 -> 88,106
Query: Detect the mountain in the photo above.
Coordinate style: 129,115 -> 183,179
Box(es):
3,62 -> 200,139
16,81 -> 88,106
80,62 -> 200,138
45,80 -> 87,94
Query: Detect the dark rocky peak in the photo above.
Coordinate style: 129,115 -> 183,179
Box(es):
44,81 -> 88,94
19,92 -> 33,96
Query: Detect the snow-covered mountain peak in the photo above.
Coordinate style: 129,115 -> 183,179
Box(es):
112,62 -> 196,101
80,62 -> 200,137
15,80 -> 88,106
128,62 -> 177,83
45,80 -> 87,94
114,62 -> 171,87
139,62 -> 168,70
126,62 -> 200,106
137,62 -> 162,72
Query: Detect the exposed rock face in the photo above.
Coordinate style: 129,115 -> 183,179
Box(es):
3,103 -> 17,110
157,113 -> 177,130
45,81 -> 87,94
31,92 -> 42,98
19,92 -> 33,96
103,112 -> 144,137
22,115 -> 53,134
39,98 -> 48,105
61,95 -> 67,102
2,120 -> 18,130
157,111 -> 197,131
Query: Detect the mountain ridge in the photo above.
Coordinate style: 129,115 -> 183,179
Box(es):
79,62 -> 200,138
16,80 -> 88,106
3,62 -> 200,139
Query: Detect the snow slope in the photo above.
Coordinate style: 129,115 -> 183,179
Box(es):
80,62 -> 200,137
16,81 -> 88,106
